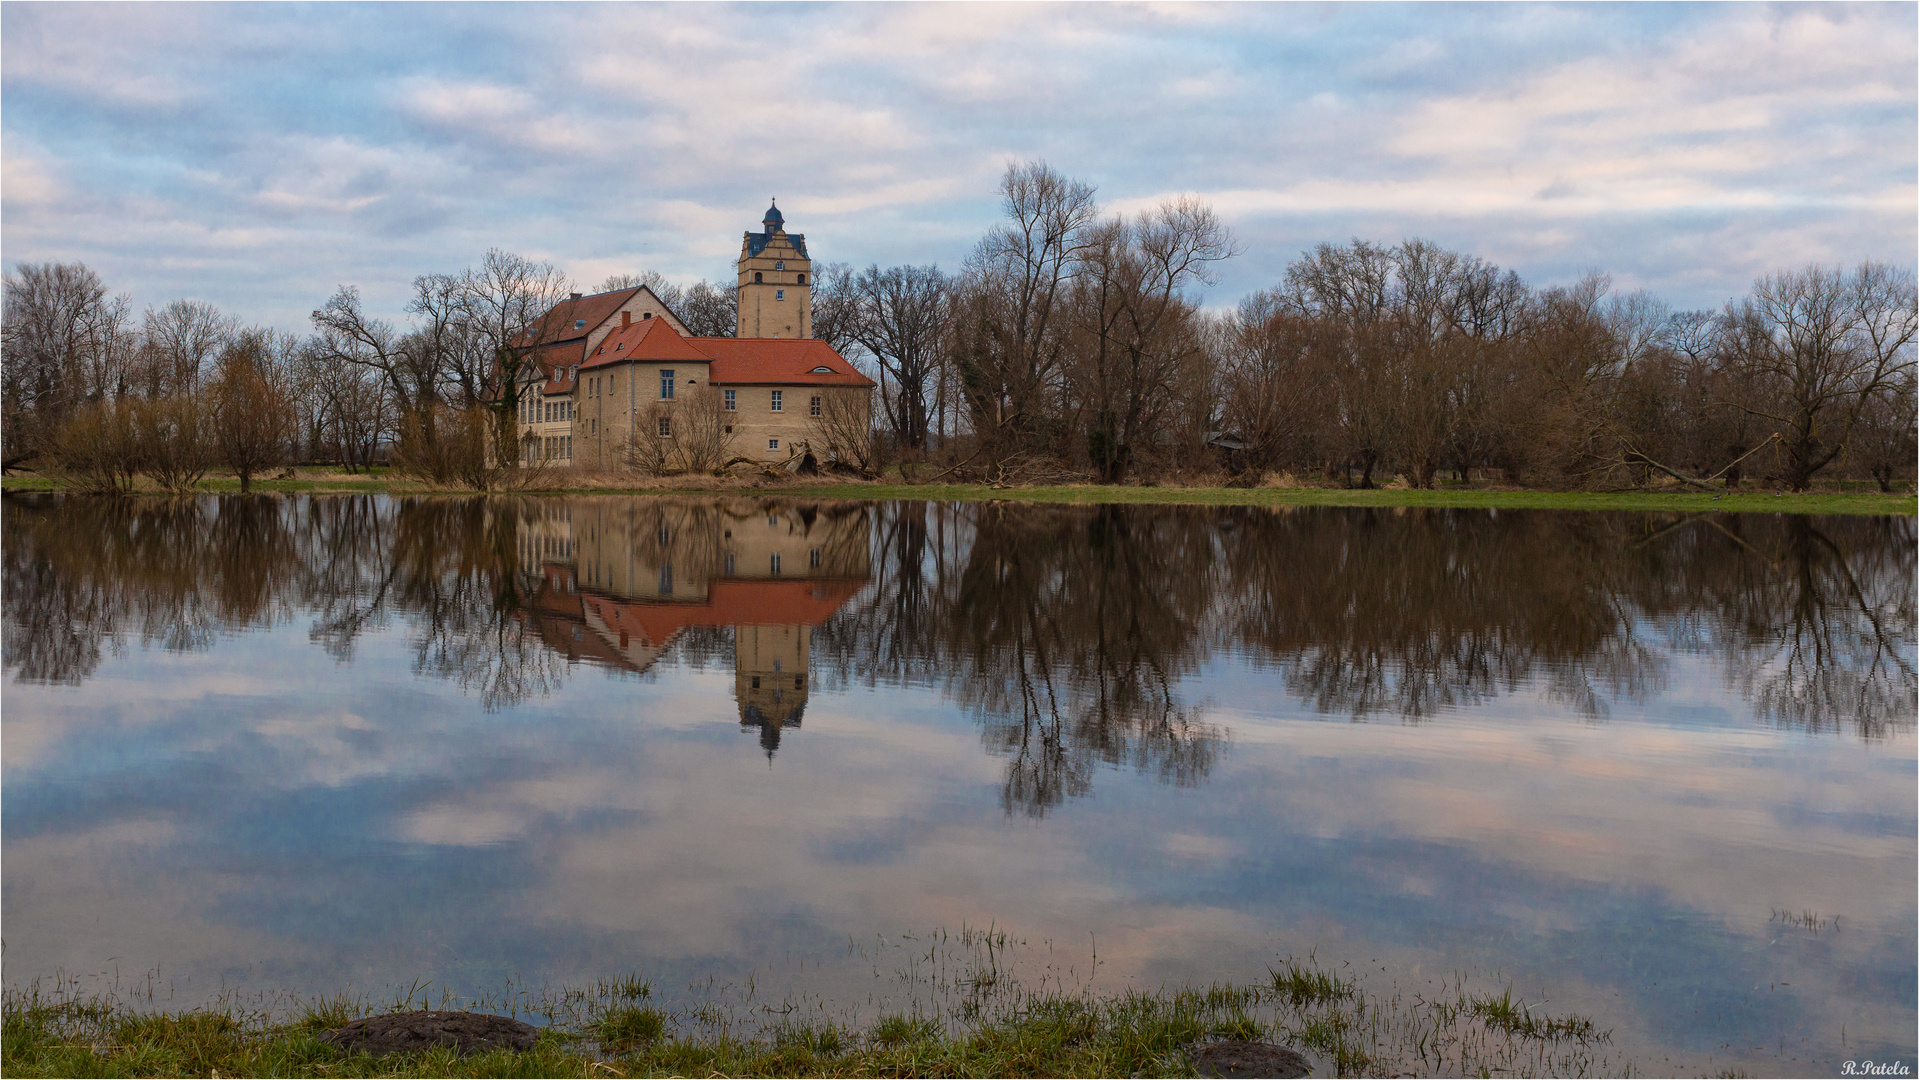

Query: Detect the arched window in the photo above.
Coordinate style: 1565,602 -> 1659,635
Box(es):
797,273 -> 806,284
754,272 -> 763,283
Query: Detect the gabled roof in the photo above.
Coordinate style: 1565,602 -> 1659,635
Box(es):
517,288 -> 644,347
744,231 -> 809,260
583,315 -> 713,370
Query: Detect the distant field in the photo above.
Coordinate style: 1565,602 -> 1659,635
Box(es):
4,473 -> 1913,515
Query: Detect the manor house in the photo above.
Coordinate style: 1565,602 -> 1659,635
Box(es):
513,203 -> 874,470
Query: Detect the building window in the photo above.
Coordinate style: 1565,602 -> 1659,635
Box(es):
658,415 -> 672,438
775,260 -> 784,270
809,395 -> 821,417
724,424 -> 733,434
660,369 -> 675,400
768,438 -> 779,451
810,547 -> 821,567
770,390 -> 782,412
770,553 -> 782,575
776,289 -> 785,301
659,563 -> 673,595
723,389 -> 736,411
724,553 -> 735,574
565,436 -> 572,459
797,273 -> 806,284
754,272 -> 763,283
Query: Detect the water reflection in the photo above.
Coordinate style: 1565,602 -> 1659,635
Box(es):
3,493 -> 1914,1070
513,499 -> 870,754
4,494 -> 1914,776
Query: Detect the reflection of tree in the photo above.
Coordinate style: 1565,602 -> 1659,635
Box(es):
822,501 -> 1227,816
392,498 -> 565,710
7,493 -> 1911,775
1687,515 -> 1916,740
1219,508 -> 1669,720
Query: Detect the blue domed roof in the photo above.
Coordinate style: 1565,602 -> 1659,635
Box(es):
762,200 -> 784,227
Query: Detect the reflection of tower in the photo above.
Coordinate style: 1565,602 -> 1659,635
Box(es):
736,624 -> 808,755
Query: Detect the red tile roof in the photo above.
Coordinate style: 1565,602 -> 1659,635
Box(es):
583,315 -> 715,370
584,579 -> 865,652
515,288 -> 644,348
698,337 -> 873,387
578,317 -> 873,387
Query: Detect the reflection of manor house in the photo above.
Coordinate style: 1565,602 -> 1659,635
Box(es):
517,500 -> 869,755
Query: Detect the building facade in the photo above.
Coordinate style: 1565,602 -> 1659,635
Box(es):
514,204 -> 871,469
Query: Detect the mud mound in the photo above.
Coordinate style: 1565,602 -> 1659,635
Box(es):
321,1010 -> 540,1057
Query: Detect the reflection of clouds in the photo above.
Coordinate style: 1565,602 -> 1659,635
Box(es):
4,639 -> 1912,1066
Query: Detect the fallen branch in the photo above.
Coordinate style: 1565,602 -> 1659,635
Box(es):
1625,433 -> 1780,491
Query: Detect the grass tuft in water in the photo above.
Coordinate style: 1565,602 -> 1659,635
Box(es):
3,950 -> 1620,1077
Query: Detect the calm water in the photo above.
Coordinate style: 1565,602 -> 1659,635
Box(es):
3,493 -> 1914,1072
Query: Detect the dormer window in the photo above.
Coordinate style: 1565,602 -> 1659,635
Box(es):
575,319 -> 585,330
809,366 -> 835,373
617,342 -> 625,350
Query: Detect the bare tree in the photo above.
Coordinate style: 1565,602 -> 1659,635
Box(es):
211,330 -> 296,492
136,299 -> 234,398
1718,263 -> 1919,490
809,261 -> 863,355
2,262 -> 133,470
809,388 -> 878,474
677,280 -> 739,337
854,263 -> 946,453
955,160 -> 1101,463
1077,196 -> 1236,481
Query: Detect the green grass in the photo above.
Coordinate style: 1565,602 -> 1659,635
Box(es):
793,483 -> 1917,516
8,472 -> 1909,515
2,955 -> 1619,1078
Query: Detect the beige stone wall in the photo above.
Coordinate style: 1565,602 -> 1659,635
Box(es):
568,359 -> 718,469
736,231 -> 812,339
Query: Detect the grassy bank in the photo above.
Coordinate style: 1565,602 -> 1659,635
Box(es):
3,958 -> 1616,1078
5,471 -> 1912,515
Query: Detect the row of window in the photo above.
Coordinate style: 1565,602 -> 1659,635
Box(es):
521,397 -> 572,423
523,435 -> 571,463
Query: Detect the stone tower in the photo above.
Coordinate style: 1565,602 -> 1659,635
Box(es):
736,201 -> 812,339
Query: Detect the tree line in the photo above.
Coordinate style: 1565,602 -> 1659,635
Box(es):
6,159 -> 1913,491
844,161 -> 1916,491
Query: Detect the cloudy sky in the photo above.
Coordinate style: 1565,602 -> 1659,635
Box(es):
2,2 -> 1913,331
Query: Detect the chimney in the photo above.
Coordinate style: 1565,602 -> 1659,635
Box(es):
622,311 -> 631,327
570,292 -> 582,301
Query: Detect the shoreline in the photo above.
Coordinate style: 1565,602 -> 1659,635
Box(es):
3,473 -> 1914,515
3,958 -> 1624,1078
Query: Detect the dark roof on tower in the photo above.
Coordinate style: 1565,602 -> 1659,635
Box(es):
763,201 -> 784,227
744,231 -> 809,259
